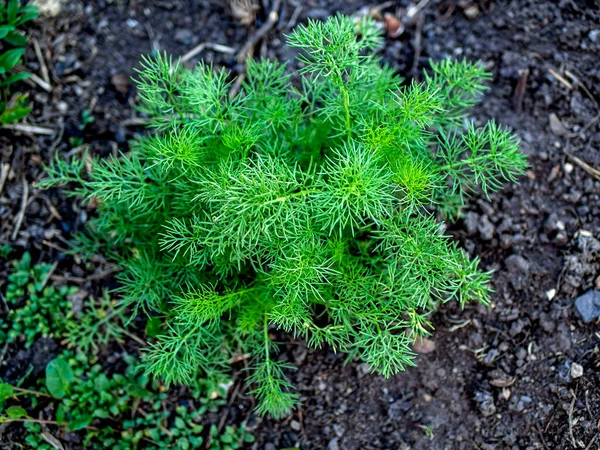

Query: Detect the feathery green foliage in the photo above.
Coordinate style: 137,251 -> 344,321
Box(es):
40,15 -> 527,418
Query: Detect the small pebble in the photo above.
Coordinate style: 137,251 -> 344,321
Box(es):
56,100 -> 68,114
564,163 -> 574,174
570,362 -> 584,379
327,438 -> 339,450
574,290 -> 600,323
546,288 -> 556,301
463,5 -> 479,19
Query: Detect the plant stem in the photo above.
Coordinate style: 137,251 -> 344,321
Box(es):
263,313 -> 271,376
12,386 -> 52,398
333,66 -> 352,140
1,418 -> 99,430
342,87 -> 352,140
261,188 -> 318,206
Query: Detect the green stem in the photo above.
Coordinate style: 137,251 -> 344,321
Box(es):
166,85 -> 186,124
341,87 -> 352,140
436,154 -> 493,173
263,314 -> 271,375
261,188 -> 319,206
12,387 -> 52,398
332,66 -> 352,140
0,418 -> 99,431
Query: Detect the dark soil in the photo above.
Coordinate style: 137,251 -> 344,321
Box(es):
1,0 -> 600,449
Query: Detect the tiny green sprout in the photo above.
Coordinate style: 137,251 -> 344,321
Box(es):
417,424 -> 435,439
1,252 -> 78,347
40,14 -> 527,418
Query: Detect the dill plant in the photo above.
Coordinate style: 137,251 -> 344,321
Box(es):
41,16 -> 526,418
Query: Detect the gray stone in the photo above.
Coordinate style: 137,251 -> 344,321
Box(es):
327,438 -> 339,450
474,390 -> 496,417
575,289 -> 600,323
570,362 -> 584,379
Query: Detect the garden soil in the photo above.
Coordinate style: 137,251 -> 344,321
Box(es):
1,0 -> 599,449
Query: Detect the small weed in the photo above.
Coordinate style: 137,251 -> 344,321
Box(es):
0,0 -> 39,125
69,108 -> 96,146
0,349 -> 254,449
1,252 -> 77,347
1,252 -> 128,352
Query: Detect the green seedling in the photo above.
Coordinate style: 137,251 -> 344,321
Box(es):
40,15 -> 526,418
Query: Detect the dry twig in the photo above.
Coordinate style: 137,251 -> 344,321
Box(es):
33,38 -> 51,88
40,261 -> 59,290
0,163 -> 9,195
3,123 -> 54,135
284,5 -> 303,31
568,396 -> 576,448
565,69 -> 598,107
28,72 -> 52,92
237,0 -> 282,63
180,42 -> 235,64
11,178 -> 29,240
411,14 -> 424,75
565,152 -> 600,182
548,68 -> 573,90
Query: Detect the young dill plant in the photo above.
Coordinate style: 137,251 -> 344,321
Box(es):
40,15 -> 527,418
